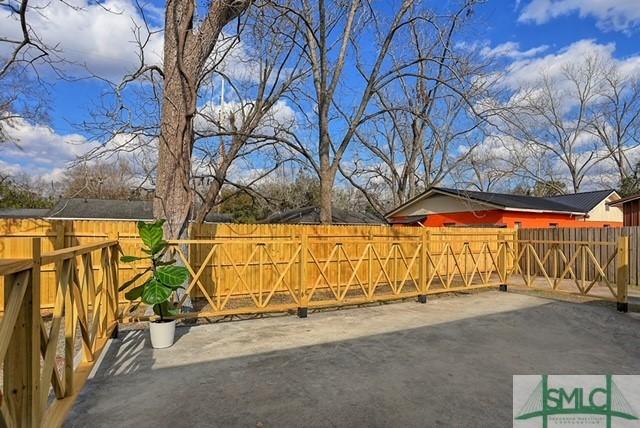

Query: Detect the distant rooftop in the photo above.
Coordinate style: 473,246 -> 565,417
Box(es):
263,206 -> 385,225
0,208 -> 50,219
0,198 -> 233,223
387,187 -> 618,218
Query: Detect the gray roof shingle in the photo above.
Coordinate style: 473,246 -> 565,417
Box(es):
545,189 -> 617,212
0,208 -> 50,218
45,198 -> 232,223
263,206 -> 385,224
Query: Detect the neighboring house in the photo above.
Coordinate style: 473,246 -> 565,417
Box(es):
263,206 -> 385,225
0,198 -> 233,223
608,193 -> 640,226
386,188 -> 623,228
0,208 -> 50,219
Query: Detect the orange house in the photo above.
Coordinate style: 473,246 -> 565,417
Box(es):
385,188 -> 623,228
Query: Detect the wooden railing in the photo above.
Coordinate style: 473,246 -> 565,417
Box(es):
0,229 -> 633,427
512,237 -> 630,311
0,238 -> 119,428
120,231 -> 516,319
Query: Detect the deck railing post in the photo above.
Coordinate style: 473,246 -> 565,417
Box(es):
498,232 -> 508,292
297,234 -> 308,318
30,238 -> 42,423
107,233 -> 119,337
418,231 -> 429,303
3,238 -> 41,427
616,236 -> 629,313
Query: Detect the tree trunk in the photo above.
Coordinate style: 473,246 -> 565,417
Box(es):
153,0 -> 198,240
319,169 -> 335,224
318,103 -> 333,224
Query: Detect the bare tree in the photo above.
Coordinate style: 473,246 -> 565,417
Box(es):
589,65 -> 640,186
337,2 -> 491,214
274,0 -> 424,223
154,0 -> 253,239
496,56 -> 607,193
61,159 -> 150,200
190,6 -> 307,223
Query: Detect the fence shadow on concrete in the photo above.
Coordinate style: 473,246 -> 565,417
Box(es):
68,293 -> 640,428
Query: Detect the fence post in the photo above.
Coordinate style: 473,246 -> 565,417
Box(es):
297,234 -> 308,318
368,232 -> 373,299
616,236 -> 629,313
418,231 -> 428,303
498,232 -> 508,291
107,232 -> 119,337
3,239 -> 41,427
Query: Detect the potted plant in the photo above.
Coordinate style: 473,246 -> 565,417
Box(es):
120,219 -> 188,349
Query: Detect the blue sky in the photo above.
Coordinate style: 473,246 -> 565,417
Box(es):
1,0 -> 639,182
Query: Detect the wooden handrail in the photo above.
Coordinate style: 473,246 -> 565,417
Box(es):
0,258 -> 35,276
40,240 -> 118,265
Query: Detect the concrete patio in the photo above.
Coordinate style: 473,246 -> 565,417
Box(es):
67,291 -> 640,428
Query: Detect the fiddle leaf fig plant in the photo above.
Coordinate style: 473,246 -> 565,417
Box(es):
119,219 -> 188,321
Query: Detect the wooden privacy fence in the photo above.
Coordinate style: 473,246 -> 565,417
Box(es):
120,229 -> 517,319
0,238 -> 119,428
518,227 -> 640,286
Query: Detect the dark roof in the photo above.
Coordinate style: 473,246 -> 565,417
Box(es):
608,193 -> 640,206
544,189 -> 616,212
387,187 -> 618,218
47,199 -> 153,220
203,212 -> 234,223
388,215 -> 425,224
44,198 -> 233,223
263,206 -> 386,224
0,208 -> 50,219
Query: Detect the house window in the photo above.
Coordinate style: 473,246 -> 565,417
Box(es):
514,222 -> 522,229
606,204 -> 610,212
549,223 -> 558,228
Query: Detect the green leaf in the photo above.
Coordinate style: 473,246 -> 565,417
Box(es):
153,301 -> 180,318
138,221 -> 164,254
141,278 -> 173,305
118,269 -> 151,291
125,285 -> 145,301
156,265 -> 189,287
120,255 -> 150,263
150,240 -> 168,255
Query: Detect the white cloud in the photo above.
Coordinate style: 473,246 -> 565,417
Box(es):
0,117 -> 160,183
0,0 -> 163,80
519,0 -> 640,32
195,99 -> 296,136
480,42 -> 549,60
0,117 -> 97,180
500,40 -> 618,90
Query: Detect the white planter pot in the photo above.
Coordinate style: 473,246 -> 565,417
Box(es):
149,320 -> 176,349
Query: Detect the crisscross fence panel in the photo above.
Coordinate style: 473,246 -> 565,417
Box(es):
118,229 -> 516,319
512,236 -> 630,309
0,238 -> 119,428
517,227 -> 639,286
